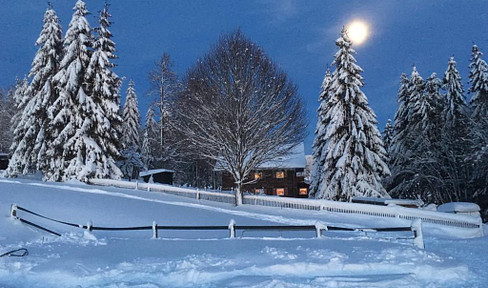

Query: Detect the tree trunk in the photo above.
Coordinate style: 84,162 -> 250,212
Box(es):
235,183 -> 243,206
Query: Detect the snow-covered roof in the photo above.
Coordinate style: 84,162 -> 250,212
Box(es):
438,202 -> 481,213
256,143 -> 306,169
214,143 -> 307,171
139,169 -> 175,177
352,197 -> 423,207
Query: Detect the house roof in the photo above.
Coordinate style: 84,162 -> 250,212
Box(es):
215,143 -> 306,171
139,169 -> 175,177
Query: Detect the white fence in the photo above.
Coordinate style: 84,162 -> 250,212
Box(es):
88,179 -> 484,236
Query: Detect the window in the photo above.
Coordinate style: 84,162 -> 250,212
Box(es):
296,171 -> 305,177
276,188 -> 285,196
275,171 -> 285,179
254,172 -> 262,180
255,189 -> 264,194
299,188 -> 308,196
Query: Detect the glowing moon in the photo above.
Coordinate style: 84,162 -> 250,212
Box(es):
347,20 -> 369,45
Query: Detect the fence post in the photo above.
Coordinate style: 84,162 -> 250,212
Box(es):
196,189 -> 200,200
315,222 -> 327,238
86,220 -> 93,232
411,219 -> 424,249
10,204 -> 18,219
228,219 -> 236,239
135,181 -> 138,190
152,221 -> 158,239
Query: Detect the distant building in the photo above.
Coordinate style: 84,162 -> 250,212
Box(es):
216,143 -> 309,198
0,153 -> 8,170
139,169 -> 175,185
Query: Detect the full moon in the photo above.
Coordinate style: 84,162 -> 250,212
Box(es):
347,20 -> 369,45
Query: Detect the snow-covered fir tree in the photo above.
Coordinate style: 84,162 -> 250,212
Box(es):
141,106 -> 158,169
382,119 -> 393,155
6,7 -> 63,177
441,56 -> 471,202
119,80 -> 143,179
85,3 -> 123,167
121,80 -> 141,149
6,77 -> 30,175
0,87 -> 15,153
47,0 -> 121,181
468,45 -> 488,123
309,67 -> 332,197
312,28 -> 390,201
468,45 -> 488,207
388,67 -> 426,199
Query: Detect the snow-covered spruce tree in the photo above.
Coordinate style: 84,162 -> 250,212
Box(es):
313,28 -> 390,201
468,45 -> 488,123
47,0 -> 122,181
118,80 -> 144,180
382,119 -> 393,156
121,80 -> 141,149
5,77 -> 30,175
309,67 -> 332,198
85,3 -> 123,167
141,106 -> 158,169
0,87 -> 16,153
388,68 -> 425,199
440,56 -> 471,202
6,7 -> 63,177
468,45 -> 488,206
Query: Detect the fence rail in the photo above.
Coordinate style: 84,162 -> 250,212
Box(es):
9,204 -> 425,249
87,179 -> 483,237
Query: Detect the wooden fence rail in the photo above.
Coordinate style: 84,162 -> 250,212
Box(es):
10,204 -> 425,249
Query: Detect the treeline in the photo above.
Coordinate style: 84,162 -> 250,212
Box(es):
385,48 -> 488,217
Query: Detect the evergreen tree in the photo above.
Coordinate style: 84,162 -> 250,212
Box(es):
382,119 -> 393,155
313,28 -> 390,201
468,46 -> 488,213
6,7 -> 63,177
119,80 -> 143,179
310,67 -> 332,197
0,87 -> 15,153
388,67 -> 425,199
47,0 -> 121,181
6,77 -> 29,175
121,80 -> 141,149
440,56 -> 471,202
85,3 -> 123,168
141,106 -> 158,169
468,45 -> 488,123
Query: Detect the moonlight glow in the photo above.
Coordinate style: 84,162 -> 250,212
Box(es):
347,20 -> 369,45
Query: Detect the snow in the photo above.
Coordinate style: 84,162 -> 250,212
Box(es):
139,168 -> 176,177
1,176 -> 488,287
438,202 -> 481,213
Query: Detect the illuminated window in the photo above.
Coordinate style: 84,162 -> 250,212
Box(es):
255,189 -> 263,194
276,188 -> 285,196
254,172 -> 262,180
275,171 -> 285,179
299,188 -> 308,195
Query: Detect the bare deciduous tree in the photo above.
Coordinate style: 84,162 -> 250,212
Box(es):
177,30 -> 307,205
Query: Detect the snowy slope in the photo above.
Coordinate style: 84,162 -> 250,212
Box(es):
1,177 -> 487,287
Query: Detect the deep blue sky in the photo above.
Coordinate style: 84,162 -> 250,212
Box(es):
2,0 -> 488,154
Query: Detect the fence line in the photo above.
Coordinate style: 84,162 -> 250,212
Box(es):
9,204 -> 425,249
87,179 -> 483,236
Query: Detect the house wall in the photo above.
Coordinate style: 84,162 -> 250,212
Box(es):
221,168 -> 308,198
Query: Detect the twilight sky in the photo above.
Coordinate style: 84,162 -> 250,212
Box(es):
1,0 -> 488,154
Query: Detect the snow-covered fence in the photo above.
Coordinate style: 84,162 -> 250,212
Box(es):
10,204 -> 425,249
87,179 -> 483,236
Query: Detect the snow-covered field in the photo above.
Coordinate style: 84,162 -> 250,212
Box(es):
1,176 -> 487,287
